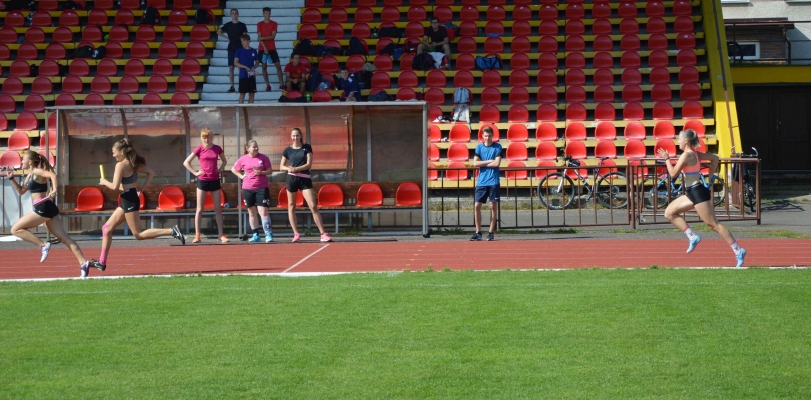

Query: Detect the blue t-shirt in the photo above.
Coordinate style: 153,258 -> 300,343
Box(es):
342,74 -> 360,98
475,142 -> 502,187
235,47 -> 258,79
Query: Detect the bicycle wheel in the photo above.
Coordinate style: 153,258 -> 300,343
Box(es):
709,176 -> 726,207
537,172 -> 575,210
743,181 -> 756,211
595,172 -> 628,209
643,175 -> 670,209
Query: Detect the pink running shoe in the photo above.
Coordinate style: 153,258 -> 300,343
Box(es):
292,233 -> 301,243
320,232 -> 333,242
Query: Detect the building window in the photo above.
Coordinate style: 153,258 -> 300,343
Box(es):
729,41 -> 760,60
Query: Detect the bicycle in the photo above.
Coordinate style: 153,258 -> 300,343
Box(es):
732,147 -> 758,213
643,163 -> 726,209
537,156 -> 628,210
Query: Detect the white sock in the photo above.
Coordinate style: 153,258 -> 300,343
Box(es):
262,218 -> 272,236
683,227 -> 697,240
730,241 -> 741,254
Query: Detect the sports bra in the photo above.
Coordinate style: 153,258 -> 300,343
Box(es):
121,171 -> 138,184
26,176 -> 49,193
682,151 -> 701,175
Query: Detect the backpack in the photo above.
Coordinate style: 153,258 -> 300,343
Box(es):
357,70 -> 373,90
378,26 -> 402,38
378,42 -> 396,56
92,45 -> 107,59
71,45 -> 94,59
141,6 -> 159,25
348,37 -> 366,56
62,0 -> 81,9
278,95 -> 307,103
475,55 -> 502,71
295,38 -> 314,56
453,87 -> 470,104
322,45 -> 342,56
195,9 -> 210,25
404,39 -> 419,54
306,67 -> 322,92
411,52 -> 433,71
392,47 -> 404,61
368,91 -> 389,102
29,64 -> 38,77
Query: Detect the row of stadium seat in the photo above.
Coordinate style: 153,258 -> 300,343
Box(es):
0,25 -> 213,44
27,0 -> 221,11
0,41 -> 210,60
0,9 -> 217,27
0,58 -> 201,78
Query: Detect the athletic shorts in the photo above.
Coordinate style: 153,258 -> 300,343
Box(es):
285,175 -> 313,193
33,199 -> 59,219
262,50 -> 280,64
197,179 -> 221,192
119,188 -> 140,213
239,77 -> 257,94
685,183 -> 712,205
227,46 -> 237,67
288,80 -> 303,91
242,188 -> 270,208
475,184 -> 500,204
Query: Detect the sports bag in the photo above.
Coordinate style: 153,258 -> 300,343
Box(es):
411,52 -> 433,71
475,55 -> 502,71
348,37 -> 366,56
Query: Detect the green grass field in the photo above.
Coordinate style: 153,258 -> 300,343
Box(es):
2,269 -> 810,398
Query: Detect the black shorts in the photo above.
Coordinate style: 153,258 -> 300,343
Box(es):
261,50 -> 280,64
33,199 -> 59,219
285,175 -> 313,193
243,188 -> 270,208
197,179 -> 221,192
119,188 -> 140,213
227,45 -> 239,66
685,183 -> 712,205
475,184 -> 500,204
288,80 -> 303,91
239,77 -> 257,94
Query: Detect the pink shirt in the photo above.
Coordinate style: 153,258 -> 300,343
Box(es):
233,153 -> 272,190
193,145 -> 223,181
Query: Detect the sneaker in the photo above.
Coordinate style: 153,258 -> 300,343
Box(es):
265,233 -> 274,243
90,260 -> 106,272
320,232 -> 332,242
487,232 -> 495,241
40,242 -> 51,263
227,86 -> 235,93
80,260 -> 90,278
249,233 -> 261,243
266,85 -> 272,92
279,84 -> 285,90
292,233 -> 301,243
735,248 -> 747,268
172,225 -> 186,245
686,235 -> 702,253
192,234 -> 201,244
218,235 -> 229,243
470,232 -> 482,241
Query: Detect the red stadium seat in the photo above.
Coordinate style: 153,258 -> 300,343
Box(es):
593,52 -> 614,69
96,59 -> 118,77
618,2 -> 638,18
168,93 -> 191,105
680,83 -> 702,101
539,36 -> 559,53
536,105 -> 558,123
88,9 -> 109,25
7,131 -> 30,151
673,0 -> 693,16
424,70 -> 446,88
157,42 -> 178,59
624,140 -> 647,159
566,20 -> 585,36
298,24 -> 318,40
406,6 -> 426,22
115,9 -> 135,25
424,88 -> 445,106
15,112 -> 39,131
535,141 -> 559,161
185,42 -> 207,59
180,59 -> 201,76
324,23 -> 344,40
117,76 -> 140,94
505,161 -> 528,181
24,27 -> 45,43
375,37 -> 394,54
175,75 -> 197,93
142,93 -> 163,105
396,88 -> 417,101
74,188 -> 105,212
39,60 -> 61,77
346,55 -> 366,74
593,69 -> 614,86
168,9 -> 188,25
481,70 -> 502,88
621,35 -> 641,51
157,186 -> 186,211
564,122 -> 587,140
623,122 -> 647,140
60,76 -> 84,94
621,69 -> 642,85
301,8 -> 322,24
16,43 -> 39,60
0,27 -> 17,43
677,49 -> 698,66
592,19 -> 612,35
487,5 -> 506,21
9,60 -> 30,77
456,37 -> 477,54
509,87 -> 530,105
592,3 -> 612,18
318,56 -> 339,74
510,53 -> 531,71
646,1 -> 666,17
0,95 -> 15,114
565,69 -> 586,86
4,11 -> 26,27
654,139 -> 677,158
654,120 -> 676,138
648,34 -> 669,51
450,71 -> 473,88
621,51 -> 641,68
536,123 -> 558,142
511,20 -> 532,37
2,77 -> 24,95
511,37 -> 531,54
478,105 -> 500,123
565,87 -> 586,103
119,0 -> 140,9
679,66 -> 700,83
622,85 -> 643,103
459,5 -> 478,21
433,6 -> 453,23
539,4 -> 557,20
200,0 -> 220,9
52,26 -> 74,44
90,76 -> 112,94
84,94 -> 106,106
684,120 -> 706,137
675,16 -> 695,33
372,55 -> 392,72
45,43 -> 67,60
535,70 -> 556,88
481,87 -> 502,105
539,20 -> 559,36
623,103 -> 645,121
448,143 -> 470,161
0,151 -> 22,170
445,162 -> 469,181
620,18 -> 640,35
428,125 -> 442,143
565,36 -> 586,52
404,21 -> 424,38
316,184 -> 344,207
651,84 -> 673,102
379,6 -> 400,23
328,8 -> 349,24
31,78 -> 53,95
564,141 -> 587,161
108,25 -> 130,42
32,11 -> 53,27
593,35 -> 614,52
646,17 -> 667,34
566,3 -> 585,19
507,125 -> 529,142
565,53 -> 586,69
682,101 -> 704,119
595,103 -> 616,121
449,125 -> 471,143
595,122 -> 617,140
537,87 -> 558,105
162,25 -> 184,42
397,71 -> 418,89
506,143 -> 529,161
509,70 -> 530,88
648,50 -> 670,68
458,21 -> 478,37
24,94 -> 46,112
595,140 -> 617,159
113,94 -> 134,106
428,144 -> 440,161
152,59 -> 174,76
104,42 -> 124,58
135,25 -> 156,42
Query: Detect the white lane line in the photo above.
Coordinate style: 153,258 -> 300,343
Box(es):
283,244 -> 331,274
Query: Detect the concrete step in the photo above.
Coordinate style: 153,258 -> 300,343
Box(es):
205,74 -> 284,85
210,49 -> 294,66
200,90 -> 283,103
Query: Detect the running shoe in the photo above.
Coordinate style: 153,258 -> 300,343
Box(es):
266,85 -> 272,92
292,233 -> 301,243
218,235 -> 229,243
320,232 -> 332,242
279,85 -> 285,90
80,260 -> 90,278
735,248 -> 747,268
40,241 -> 51,262
192,234 -> 201,244
470,232 -> 482,241
172,225 -> 186,245
249,233 -> 261,243
265,233 -> 274,243
90,260 -> 106,272
686,235 -> 702,253
487,232 -> 495,241
227,86 -> 235,93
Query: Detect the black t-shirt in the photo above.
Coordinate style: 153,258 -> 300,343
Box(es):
283,144 -> 313,176
423,26 -> 448,45
221,21 -> 248,48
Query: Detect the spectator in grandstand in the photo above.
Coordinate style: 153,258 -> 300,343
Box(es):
337,66 -> 360,102
284,53 -> 309,96
657,129 -> 747,267
231,140 -> 274,243
280,128 -> 332,243
217,8 -> 248,93
233,34 -> 259,104
417,17 -> 452,71
257,7 -> 284,92
92,139 -> 186,272
183,128 -> 229,243
470,126 -> 502,241
0,152 -> 94,277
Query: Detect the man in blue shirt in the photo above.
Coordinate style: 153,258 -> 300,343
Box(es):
337,66 -> 360,102
471,126 -> 502,241
233,34 -> 258,104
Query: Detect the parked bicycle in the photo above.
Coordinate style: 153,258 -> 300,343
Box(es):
643,164 -> 725,209
537,156 -> 627,210
733,147 -> 758,213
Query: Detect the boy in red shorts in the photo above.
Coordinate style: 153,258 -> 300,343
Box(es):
284,53 -> 310,95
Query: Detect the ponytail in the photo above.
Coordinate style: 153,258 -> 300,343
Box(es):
24,150 -> 53,173
681,129 -> 700,149
114,138 -> 146,170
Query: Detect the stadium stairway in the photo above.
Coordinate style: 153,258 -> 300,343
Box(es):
201,0 -> 305,103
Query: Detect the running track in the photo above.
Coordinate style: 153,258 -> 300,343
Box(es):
1,238 -> 810,280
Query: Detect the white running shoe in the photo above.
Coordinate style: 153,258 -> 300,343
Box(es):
40,242 -> 51,263
80,260 -> 90,278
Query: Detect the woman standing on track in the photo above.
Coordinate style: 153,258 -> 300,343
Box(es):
91,139 -> 185,272
656,129 -> 746,267
279,128 -> 331,243
0,151 -> 93,277
183,128 -> 228,243
231,140 -> 273,242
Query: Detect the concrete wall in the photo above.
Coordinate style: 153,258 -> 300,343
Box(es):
723,0 -> 811,64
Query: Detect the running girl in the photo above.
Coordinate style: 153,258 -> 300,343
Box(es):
279,128 -> 332,242
183,128 -> 228,243
231,140 -> 273,242
0,151 -> 93,277
91,139 -> 185,272
656,129 -> 746,267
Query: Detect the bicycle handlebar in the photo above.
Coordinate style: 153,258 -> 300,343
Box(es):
702,174 -> 720,189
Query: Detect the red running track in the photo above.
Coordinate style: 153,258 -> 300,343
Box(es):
1,238 -> 810,280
